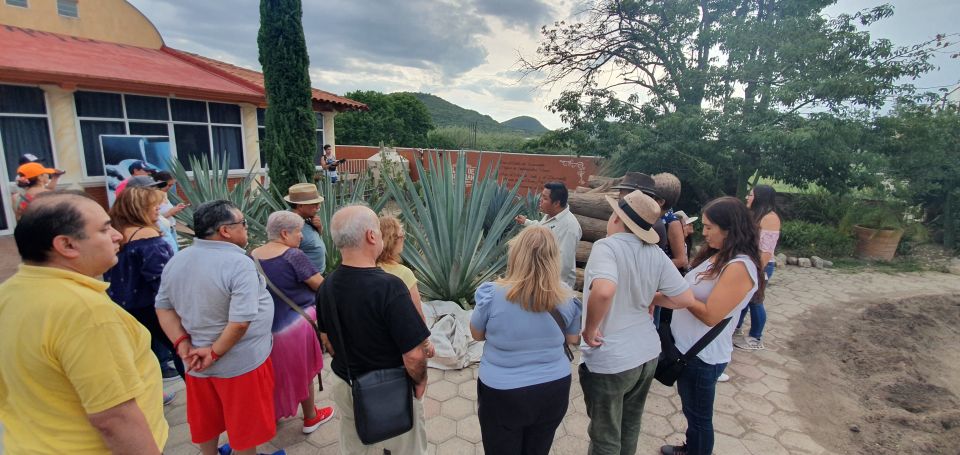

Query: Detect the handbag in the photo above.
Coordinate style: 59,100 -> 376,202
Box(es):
321,269 -> 414,445
250,254 -> 324,391
548,306 -> 575,362
654,316 -> 731,386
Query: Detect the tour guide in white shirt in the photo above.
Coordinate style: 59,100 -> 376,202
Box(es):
515,181 -> 582,289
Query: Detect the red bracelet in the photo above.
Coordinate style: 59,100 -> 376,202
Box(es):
173,334 -> 190,350
211,349 -> 221,361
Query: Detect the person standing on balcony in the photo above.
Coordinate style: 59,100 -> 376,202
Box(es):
286,183 -> 327,274
323,144 -> 345,184
514,182 -> 582,289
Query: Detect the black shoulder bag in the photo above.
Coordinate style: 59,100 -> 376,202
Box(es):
654,317 -> 731,386
321,270 -> 414,445
249,254 -> 324,391
548,307 -> 575,362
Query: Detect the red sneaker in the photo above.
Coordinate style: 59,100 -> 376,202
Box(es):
302,406 -> 335,434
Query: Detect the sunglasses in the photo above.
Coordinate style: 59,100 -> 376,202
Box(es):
221,218 -> 247,228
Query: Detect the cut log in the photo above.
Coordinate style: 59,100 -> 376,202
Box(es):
569,193 -> 615,220
576,214 -> 607,242
575,267 -> 584,292
587,175 -> 620,189
574,186 -> 592,193
576,240 -> 592,265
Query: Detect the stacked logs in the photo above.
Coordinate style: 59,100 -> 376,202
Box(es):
571,176 -> 622,291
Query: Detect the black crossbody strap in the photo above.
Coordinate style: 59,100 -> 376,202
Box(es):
321,269 -> 354,384
548,308 -> 575,362
249,254 -> 318,332
681,317 -> 732,361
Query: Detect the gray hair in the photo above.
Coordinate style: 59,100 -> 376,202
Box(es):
331,203 -> 378,249
266,211 -> 305,241
194,200 -> 239,239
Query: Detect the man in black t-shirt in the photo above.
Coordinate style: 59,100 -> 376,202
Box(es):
316,204 -> 430,454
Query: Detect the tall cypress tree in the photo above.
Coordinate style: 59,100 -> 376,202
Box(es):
257,0 -> 316,193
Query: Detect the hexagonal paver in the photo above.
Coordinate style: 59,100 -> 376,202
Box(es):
456,417 -> 482,443
458,381 -> 478,400
713,394 -> 743,415
713,413 -> 746,437
305,416 -> 340,447
729,363 -> 766,380
425,416 -> 457,444
441,397 -> 474,420
444,368 -> 474,384
765,391 -> 799,412
436,436 -> 475,455
760,375 -> 790,394
714,432 -> 751,454
429,380 -> 458,402
282,441 -> 323,455
422,397 -> 441,419
733,391 -> 775,416
562,412 -> 590,439
644,394 -> 676,417
640,414 -> 673,438
737,410 -> 783,437
742,432 -> 790,455
550,435 -> 589,455
778,430 -> 828,453
427,368 -> 443,384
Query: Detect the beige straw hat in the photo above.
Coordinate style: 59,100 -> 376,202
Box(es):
284,183 -> 325,205
604,190 -> 661,244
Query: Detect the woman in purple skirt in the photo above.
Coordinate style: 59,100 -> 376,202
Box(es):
251,210 -> 334,434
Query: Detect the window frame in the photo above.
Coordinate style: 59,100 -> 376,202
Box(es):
73,91 -> 247,180
0,83 -> 59,182
56,0 -> 78,18
5,0 -> 28,9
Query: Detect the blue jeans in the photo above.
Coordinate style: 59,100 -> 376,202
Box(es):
736,262 -> 774,338
676,357 -> 727,455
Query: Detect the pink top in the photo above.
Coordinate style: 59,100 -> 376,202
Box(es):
759,230 -> 780,255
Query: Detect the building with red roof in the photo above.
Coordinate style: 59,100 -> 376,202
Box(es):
0,0 -> 365,234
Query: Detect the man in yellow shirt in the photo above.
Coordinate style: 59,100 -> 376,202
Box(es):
0,191 -> 167,454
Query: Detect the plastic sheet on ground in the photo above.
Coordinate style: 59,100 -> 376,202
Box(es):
422,300 -> 483,370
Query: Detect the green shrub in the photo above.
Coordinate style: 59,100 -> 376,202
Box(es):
780,190 -> 851,226
780,220 -> 854,258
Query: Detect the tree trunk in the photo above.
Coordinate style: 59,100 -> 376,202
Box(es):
569,193 -> 615,220
576,214 -> 608,242
576,240 -> 593,265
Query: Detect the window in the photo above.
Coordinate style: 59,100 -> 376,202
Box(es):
5,0 -> 28,8
256,108 -> 324,169
75,91 -> 245,176
56,0 -> 77,17
0,84 -> 53,181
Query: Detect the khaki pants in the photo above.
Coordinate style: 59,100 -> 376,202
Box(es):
331,373 -> 427,455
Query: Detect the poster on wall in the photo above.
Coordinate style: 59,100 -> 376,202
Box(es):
99,135 -> 172,207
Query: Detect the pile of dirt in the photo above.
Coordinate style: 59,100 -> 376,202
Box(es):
790,294 -> 960,454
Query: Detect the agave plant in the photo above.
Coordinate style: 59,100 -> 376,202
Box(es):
315,174 -> 388,274
384,151 -> 525,308
164,155 -> 286,246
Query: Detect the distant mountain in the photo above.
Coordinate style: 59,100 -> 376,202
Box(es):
403,92 -> 549,136
501,116 -> 549,135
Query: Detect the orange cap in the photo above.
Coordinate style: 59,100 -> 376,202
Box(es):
17,162 -> 57,179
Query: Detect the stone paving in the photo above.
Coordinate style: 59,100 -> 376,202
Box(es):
156,266 -> 960,454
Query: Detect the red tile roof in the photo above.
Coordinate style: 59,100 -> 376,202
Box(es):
0,25 -> 366,112
168,49 -> 367,112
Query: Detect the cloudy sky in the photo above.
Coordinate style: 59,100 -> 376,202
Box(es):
129,0 -> 959,130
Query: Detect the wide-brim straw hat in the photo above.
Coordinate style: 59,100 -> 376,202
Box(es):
612,171 -> 659,198
284,183 -> 325,205
605,191 -> 661,244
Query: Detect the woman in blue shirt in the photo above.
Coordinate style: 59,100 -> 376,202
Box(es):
470,226 -> 582,455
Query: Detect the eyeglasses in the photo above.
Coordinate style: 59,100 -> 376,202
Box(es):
220,218 -> 247,228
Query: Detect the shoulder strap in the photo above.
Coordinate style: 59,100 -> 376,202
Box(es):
249,254 -> 319,333
681,317 -> 732,360
548,307 -> 575,362
321,269 -> 354,383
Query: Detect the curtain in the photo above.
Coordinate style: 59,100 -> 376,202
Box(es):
212,126 -> 243,170
1,117 -> 54,180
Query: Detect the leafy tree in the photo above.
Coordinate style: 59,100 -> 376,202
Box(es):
522,0 -> 942,205
876,101 -> 960,248
335,91 -> 433,147
258,0 -> 317,192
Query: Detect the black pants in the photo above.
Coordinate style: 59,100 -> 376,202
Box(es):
477,375 -> 570,455
127,306 -> 185,378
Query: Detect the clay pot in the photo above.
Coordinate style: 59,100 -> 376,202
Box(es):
853,225 -> 904,262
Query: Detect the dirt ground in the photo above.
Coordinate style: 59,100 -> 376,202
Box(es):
790,294 -> 960,454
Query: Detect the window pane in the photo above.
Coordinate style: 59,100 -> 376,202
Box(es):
129,122 -> 169,136
173,124 -> 210,171
256,108 -> 265,126
0,85 -> 46,114
6,0 -> 29,8
79,120 -> 125,176
257,128 -> 266,168
315,112 -> 324,129
170,99 -> 207,123
208,102 -> 240,125
1,117 -> 53,180
314,130 -> 325,165
57,0 -> 77,17
75,91 -> 123,118
212,126 -> 243,169
125,95 -> 169,120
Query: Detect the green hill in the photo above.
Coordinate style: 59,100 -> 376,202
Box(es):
403,92 -> 549,136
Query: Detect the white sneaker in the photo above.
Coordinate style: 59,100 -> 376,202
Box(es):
717,373 -> 730,382
734,336 -> 765,350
